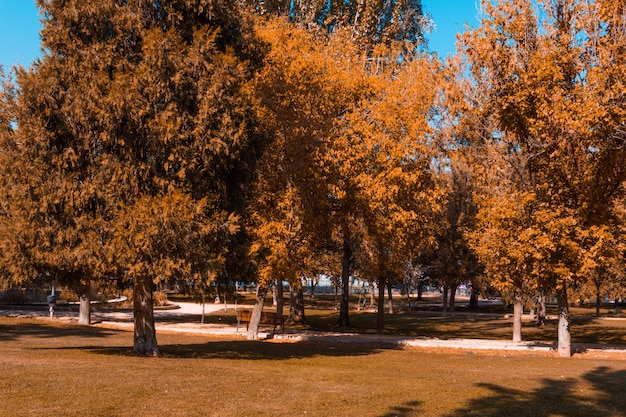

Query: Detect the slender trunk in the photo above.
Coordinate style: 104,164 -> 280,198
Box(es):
201,293 -> 206,324
512,291 -> 523,342
271,284 -> 277,306
336,237 -> 352,328
442,286 -> 448,316
287,287 -> 307,324
469,286 -> 479,311
247,285 -> 268,340
448,284 -> 457,313
556,288 -> 572,357
133,276 -> 158,356
536,293 -> 546,326
386,280 -> 393,315
78,277 -> 91,326
595,281 -> 601,317
276,279 -> 284,333
406,281 -> 411,309
309,279 -> 317,299
376,277 -> 386,334
417,281 -> 424,301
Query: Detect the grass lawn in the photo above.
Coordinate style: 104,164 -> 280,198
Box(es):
1,317 -> 626,417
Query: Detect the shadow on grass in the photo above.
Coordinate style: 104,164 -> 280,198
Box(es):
377,400 -> 423,417
0,320 -> 121,342
441,367 -> 626,417
87,339 -> 391,360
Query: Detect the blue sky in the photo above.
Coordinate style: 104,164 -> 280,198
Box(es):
422,0 -> 482,57
0,1 -> 480,71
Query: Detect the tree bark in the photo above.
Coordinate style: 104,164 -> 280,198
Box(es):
536,292 -> 546,326
595,281 -> 601,317
201,292 -> 206,324
386,280 -> 394,315
276,279 -> 284,333
376,277 -> 386,334
448,284 -> 457,313
442,285 -> 448,316
287,287 -> 307,324
78,277 -> 91,326
512,292 -> 523,342
336,237 -> 352,328
247,285 -> 268,340
556,288 -> 572,357
133,276 -> 158,356
469,285 -> 479,311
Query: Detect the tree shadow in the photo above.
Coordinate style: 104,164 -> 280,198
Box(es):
442,366 -> 626,417
88,339 -> 392,360
378,400 -> 423,417
0,320 -> 120,342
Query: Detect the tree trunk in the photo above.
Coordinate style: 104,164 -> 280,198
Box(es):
469,285 -> 479,311
309,278 -> 317,299
448,284 -> 457,313
78,277 -> 91,326
512,292 -> 523,342
442,285 -> 448,316
406,282 -> 411,309
376,277 -> 386,334
133,276 -> 158,356
536,292 -> 546,326
276,279 -> 284,333
595,281 -> 601,317
271,284 -> 277,306
247,285 -> 268,340
417,281 -> 424,301
556,288 -> 572,357
201,293 -> 206,324
386,280 -> 393,315
287,287 -> 307,324
336,237 -> 352,328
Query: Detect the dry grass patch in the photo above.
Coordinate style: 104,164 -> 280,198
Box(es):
1,317 -> 626,417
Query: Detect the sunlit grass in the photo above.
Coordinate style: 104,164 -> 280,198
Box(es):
1,317 -> 625,417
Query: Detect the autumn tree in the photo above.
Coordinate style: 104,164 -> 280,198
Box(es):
458,0 -> 626,356
241,0 -> 429,46
0,51 -> 113,326
428,156 -> 481,315
329,55 -> 443,333
245,18 -> 368,338
3,0 -> 265,356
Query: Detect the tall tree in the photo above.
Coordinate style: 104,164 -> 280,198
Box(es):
241,0 -> 429,47
247,19 -> 365,336
333,56 -> 443,333
3,0 -> 265,356
458,0 -> 626,356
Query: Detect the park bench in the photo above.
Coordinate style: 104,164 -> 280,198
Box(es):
236,309 -> 279,334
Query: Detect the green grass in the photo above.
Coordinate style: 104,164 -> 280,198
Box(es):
1,317 -> 626,417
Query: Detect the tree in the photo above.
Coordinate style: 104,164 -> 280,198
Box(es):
241,0 -> 429,47
244,19 -> 361,338
0,51 -> 112,327
458,0 -> 626,356
333,55 -> 443,333
4,0 -> 265,356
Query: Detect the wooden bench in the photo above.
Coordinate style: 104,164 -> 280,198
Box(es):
236,309 -> 279,334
